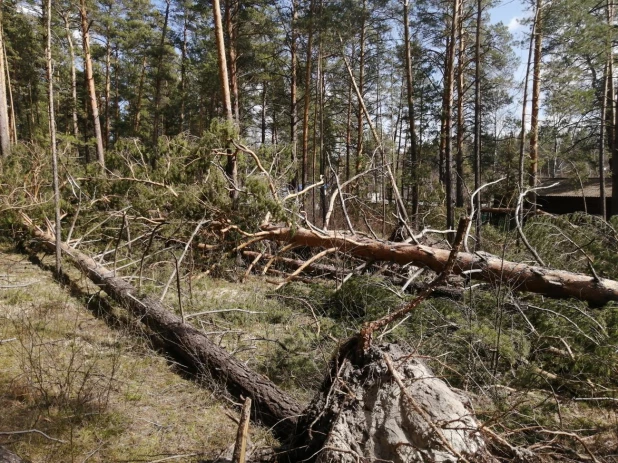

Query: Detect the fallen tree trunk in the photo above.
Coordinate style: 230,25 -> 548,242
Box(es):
241,250 -> 463,300
259,225 -> 618,306
24,219 -> 302,438
0,447 -> 25,463
25,218 -> 506,461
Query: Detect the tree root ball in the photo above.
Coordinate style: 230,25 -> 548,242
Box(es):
285,343 -> 496,463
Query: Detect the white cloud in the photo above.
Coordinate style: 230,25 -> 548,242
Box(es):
507,17 -> 523,32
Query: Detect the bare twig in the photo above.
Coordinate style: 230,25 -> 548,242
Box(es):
234,141 -> 279,202
323,167 -> 377,231
515,183 -> 558,266
464,177 -> 506,252
282,177 -> 325,202
0,429 -> 66,444
160,218 -> 207,301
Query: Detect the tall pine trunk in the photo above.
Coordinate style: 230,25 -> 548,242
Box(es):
0,9 -> 11,157
443,0 -> 460,231
104,38 -> 111,148
62,12 -> 79,141
45,0 -> 61,275
601,61 -> 608,220
225,0 -> 240,123
290,0 -> 298,185
133,55 -> 147,135
80,0 -> 105,169
152,0 -> 171,146
519,6 -> 537,193
212,0 -> 237,202
455,1 -> 465,208
528,0 -> 543,209
356,0 -> 366,191
403,0 -> 419,222
473,0 -> 482,248
180,7 -> 189,131
2,22 -> 15,144
301,0 -> 314,191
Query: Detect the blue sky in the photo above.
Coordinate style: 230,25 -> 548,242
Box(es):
487,0 -> 533,128
489,0 -> 530,80
490,0 -> 528,29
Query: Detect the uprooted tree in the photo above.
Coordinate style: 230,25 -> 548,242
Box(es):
3,124 -> 618,462
22,214 -> 507,462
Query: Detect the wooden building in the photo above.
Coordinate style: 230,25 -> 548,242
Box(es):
536,178 -> 612,215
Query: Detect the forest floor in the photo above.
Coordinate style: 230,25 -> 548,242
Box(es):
2,239 -> 618,462
0,243 -> 288,463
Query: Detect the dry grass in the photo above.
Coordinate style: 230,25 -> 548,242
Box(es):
0,245 -> 253,462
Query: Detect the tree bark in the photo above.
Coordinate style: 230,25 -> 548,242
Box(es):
403,0 -> 419,221
61,12 -> 79,141
45,0 -> 61,276
455,0 -> 465,208
25,220 -> 302,439
0,12 -> 11,157
213,0 -> 238,202
356,0 -> 366,188
0,21 -> 15,144
444,0 -> 460,231
212,0 -> 234,117
0,446 -> 25,463
290,0 -> 298,179
600,60 -> 608,220
473,0 -> 482,248
301,0 -> 314,191
258,225 -> 618,306
225,0 -> 240,123
180,5 -> 189,131
241,250 -> 463,299
80,0 -> 105,169
528,0 -> 543,209
152,0 -> 171,146
104,37 -> 111,148
519,5 -> 537,192
133,55 -> 147,135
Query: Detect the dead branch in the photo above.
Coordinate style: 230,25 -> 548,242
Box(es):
0,429 -> 66,444
515,184 -> 559,267
359,217 -> 468,348
232,397 -> 252,463
282,177 -> 324,202
465,178 -> 505,252
274,247 -> 338,290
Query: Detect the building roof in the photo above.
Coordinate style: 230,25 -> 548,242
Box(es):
536,178 -> 612,198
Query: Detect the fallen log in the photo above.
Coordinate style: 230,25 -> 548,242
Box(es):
25,218 -> 505,462
0,447 -> 25,463
241,250 -> 463,300
259,225 -> 618,306
24,218 -> 302,439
